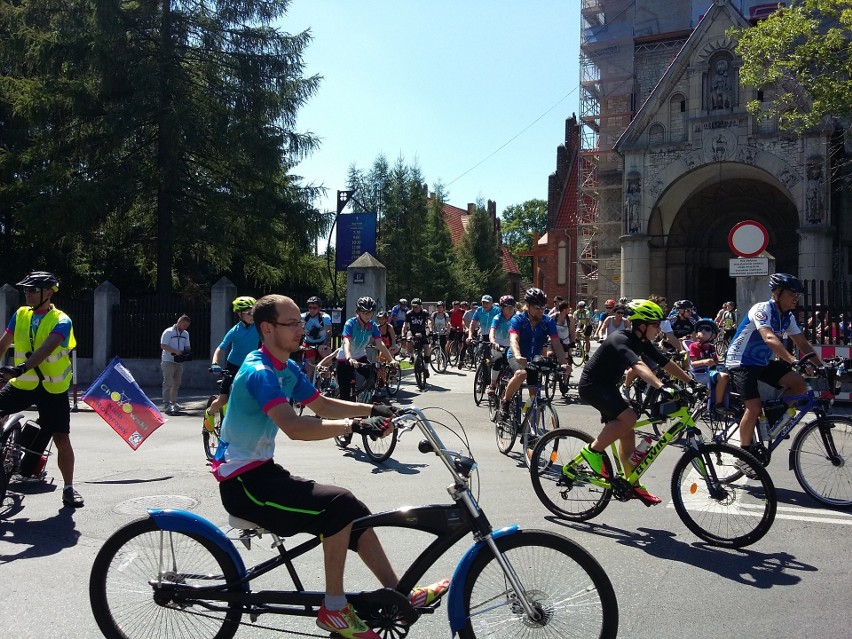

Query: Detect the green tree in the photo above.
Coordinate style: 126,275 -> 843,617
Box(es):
0,0 -> 326,294
734,0 -> 852,130
454,201 -> 506,299
418,184 -> 457,302
500,199 -> 548,281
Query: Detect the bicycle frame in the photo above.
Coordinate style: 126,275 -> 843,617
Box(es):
138,407 -> 539,637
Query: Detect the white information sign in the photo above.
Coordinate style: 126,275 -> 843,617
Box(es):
729,257 -> 769,277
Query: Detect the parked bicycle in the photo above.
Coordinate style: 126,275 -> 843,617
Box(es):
528,384 -> 776,548
704,354 -> 852,507
89,406 -> 618,639
495,356 -> 561,468
0,412 -> 54,504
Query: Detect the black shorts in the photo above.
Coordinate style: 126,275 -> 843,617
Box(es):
728,361 -> 793,401
578,383 -> 630,423
0,384 -> 71,434
508,356 -> 540,387
583,324 -> 593,337
219,461 -> 371,550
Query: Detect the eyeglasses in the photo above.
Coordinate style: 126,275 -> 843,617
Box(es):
615,311 -> 624,315
307,305 -> 319,311
273,320 -> 305,329
23,287 -> 41,294
529,304 -> 544,310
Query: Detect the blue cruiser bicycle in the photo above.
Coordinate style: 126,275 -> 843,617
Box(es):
89,406 -> 618,639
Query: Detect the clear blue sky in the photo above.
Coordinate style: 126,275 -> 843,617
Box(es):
281,1 -> 581,217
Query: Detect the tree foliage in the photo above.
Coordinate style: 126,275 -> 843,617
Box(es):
0,0 -> 329,295
500,199 -> 548,281
454,201 -> 507,300
734,0 -> 852,130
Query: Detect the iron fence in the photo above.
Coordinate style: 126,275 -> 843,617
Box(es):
112,295 -> 211,359
801,279 -> 852,345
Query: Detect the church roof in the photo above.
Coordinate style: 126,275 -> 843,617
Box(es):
615,0 -> 750,150
434,199 -> 521,275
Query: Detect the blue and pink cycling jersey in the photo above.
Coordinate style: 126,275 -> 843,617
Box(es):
337,316 -> 381,360
507,312 -> 558,360
213,346 -> 319,480
725,300 -> 801,368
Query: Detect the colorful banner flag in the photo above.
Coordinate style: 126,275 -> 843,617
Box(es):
83,356 -> 166,450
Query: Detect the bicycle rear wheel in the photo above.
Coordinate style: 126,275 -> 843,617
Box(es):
202,397 -> 224,461
791,416 -> 852,507
522,402 -> 559,469
89,517 -> 242,639
385,365 -> 401,396
447,339 -> 461,367
0,418 -> 24,503
571,344 -> 586,367
671,443 -> 776,548
430,346 -> 448,373
458,529 -> 618,639
529,428 -> 613,521
362,429 -> 398,463
414,356 -> 427,390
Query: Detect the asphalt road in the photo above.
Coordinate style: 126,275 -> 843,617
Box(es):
2,358 -> 851,638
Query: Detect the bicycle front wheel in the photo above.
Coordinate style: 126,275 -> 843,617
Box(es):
362,428 -> 398,463
529,428 -> 613,521
89,517 -> 242,639
671,443 -> 776,548
473,363 -> 488,406
571,344 -> 586,367
792,416 -> 852,507
430,347 -> 448,373
202,396 -> 224,461
385,365 -> 401,396
523,402 -> 559,469
458,529 -> 618,639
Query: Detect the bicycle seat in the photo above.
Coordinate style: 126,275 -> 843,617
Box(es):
228,514 -> 263,531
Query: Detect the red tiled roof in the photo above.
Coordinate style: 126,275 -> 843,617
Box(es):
502,247 -> 521,275
442,203 -> 468,245
554,151 -> 579,230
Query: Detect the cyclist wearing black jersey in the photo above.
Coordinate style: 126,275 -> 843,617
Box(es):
668,300 -> 697,343
402,298 -> 432,376
578,299 -> 695,505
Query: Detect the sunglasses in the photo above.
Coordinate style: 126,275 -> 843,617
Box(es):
529,304 -> 544,310
698,327 -> 714,333
23,286 -> 41,294
615,311 -> 624,315
308,305 -> 319,310
241,310 -> 254,315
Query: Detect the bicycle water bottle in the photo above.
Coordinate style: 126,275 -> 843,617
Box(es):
768,407 -> 797,439
521,398 -> 533,417
629,436 -> 653,465
757,414 -> 770,441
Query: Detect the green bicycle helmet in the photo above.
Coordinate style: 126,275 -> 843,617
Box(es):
232,296 -> 257,313
627,299 -> 664,323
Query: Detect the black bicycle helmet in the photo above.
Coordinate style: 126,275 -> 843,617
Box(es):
694,318 -> 718,334
524,287 -> 547,306
307,295 -> 322,306
673,299 -> 694,310
769,272 -> 804,293
411,297 -> 423,306
356,296 -> 377,312
17,271 -> 59,291
499,294 -> 516,307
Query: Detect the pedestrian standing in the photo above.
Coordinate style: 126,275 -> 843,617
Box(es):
161,314 -> 191,414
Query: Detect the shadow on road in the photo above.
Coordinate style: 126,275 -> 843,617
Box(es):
548,518 -> 817,588
86,475 -> 175,485
0,504 -> 81,563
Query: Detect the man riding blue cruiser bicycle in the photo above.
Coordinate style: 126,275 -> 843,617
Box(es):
725,273 -> 822,460
497,288 -> 571,425
577,299 -> 696,505
212,294 -> 447,639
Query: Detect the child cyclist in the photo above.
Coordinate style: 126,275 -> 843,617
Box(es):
688,318 -> 730,414
206,296 -> 259,426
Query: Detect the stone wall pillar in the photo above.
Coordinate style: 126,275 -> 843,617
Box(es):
346,253 -> 387,316
797,225 -> 833,283
93,281 -> 120,372
736,254 -> 775,315
211,277 -> 237,357
620,234 -> 651,299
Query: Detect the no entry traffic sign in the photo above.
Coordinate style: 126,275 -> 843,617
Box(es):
728,220 -> 768,258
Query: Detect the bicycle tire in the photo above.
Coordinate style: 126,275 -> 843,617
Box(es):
543,371 -> 557,401
495,411 -> 517,454
202,396 -> 224,462
791,416 -> 852,507
571,344 -> 586,367
447,340 -> 461,367
473,363 -> 488,406
430,346 -> 448,373
529,428 -> 613,521
384,365 -> 401,397
89,517 -> 242,639
522,402 -> 560,469
414,356 -> 427,390
457,529 -> 618,639
362,428 -> 399,464
670,442 -> 776,548
0,420 -> 23,504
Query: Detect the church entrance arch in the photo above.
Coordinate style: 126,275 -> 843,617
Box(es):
648,161 -> 798,315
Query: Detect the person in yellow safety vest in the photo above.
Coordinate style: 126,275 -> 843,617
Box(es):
0,271 -> 82,508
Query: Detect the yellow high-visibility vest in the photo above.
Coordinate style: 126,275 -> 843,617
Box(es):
11,306 -> 76,393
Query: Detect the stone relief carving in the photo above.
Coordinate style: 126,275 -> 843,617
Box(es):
702,127 -> 737,162
777,167 -> 799,189
710,58 -> 732,110
806,158 -> 825,223
625,172 -> 642,234
738,145 -> 758,165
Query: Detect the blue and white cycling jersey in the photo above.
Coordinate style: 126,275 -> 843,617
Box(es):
337,316 -> 380,361
490,313 -> 515,348
472,305 -> 500,333
725,300 -> 801,368
301,311 -> 331,345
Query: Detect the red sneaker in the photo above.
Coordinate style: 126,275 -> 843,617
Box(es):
409,578 -> 450,607
631,484 -> 662,506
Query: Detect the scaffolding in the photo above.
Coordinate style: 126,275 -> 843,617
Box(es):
577,0 -> 635,304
